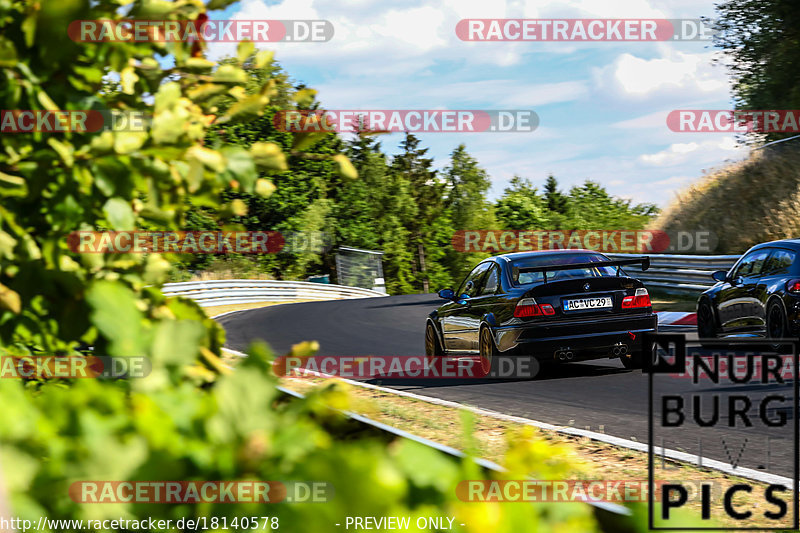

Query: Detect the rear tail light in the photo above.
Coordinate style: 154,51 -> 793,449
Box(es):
787,279 -> 800,293
622,288 -> 651,309
514,298 -> 555,318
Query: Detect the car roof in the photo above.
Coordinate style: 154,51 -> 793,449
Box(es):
493,249 -> 607,262
747,239 -> 800,252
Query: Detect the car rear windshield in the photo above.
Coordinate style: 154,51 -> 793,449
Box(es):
510,253 -> 617,285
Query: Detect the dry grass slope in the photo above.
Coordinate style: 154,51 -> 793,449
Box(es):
651,147 -> 800,254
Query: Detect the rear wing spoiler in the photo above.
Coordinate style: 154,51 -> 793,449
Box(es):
515,256 -> 650,283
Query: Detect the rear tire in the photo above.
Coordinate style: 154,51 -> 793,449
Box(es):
766,300 -> 790,351
478,326 -> 500,377
621,351 -> 642,370
425,322 -> 443,358
621,341 -> 660,370
697,301 -> 717,347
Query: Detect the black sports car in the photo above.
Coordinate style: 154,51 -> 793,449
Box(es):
697,239 -> 800,341
425,250 -> 657,372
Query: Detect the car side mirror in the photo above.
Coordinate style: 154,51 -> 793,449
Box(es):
438,288 -> 455,300
711,270 -> 727,283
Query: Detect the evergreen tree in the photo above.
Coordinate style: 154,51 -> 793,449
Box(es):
390,134 -> 449,293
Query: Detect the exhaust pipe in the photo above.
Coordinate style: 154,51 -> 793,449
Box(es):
555,349 -> 572,362
611,343 -> 629,357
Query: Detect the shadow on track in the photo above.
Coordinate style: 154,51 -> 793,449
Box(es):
362,360 -> 631,388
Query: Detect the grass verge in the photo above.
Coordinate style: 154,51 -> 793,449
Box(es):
649,287 -> 698,312
278,376 -> 781,529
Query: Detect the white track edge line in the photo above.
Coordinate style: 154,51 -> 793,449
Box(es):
221,347 -> 793,487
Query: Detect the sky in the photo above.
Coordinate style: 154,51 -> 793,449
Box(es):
206,0 -> 746,208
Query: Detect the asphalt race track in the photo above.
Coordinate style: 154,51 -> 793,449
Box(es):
219,294 -> 796,480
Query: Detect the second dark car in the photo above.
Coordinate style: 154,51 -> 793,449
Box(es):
425,250 -> 658,372
697,239 -> 800,342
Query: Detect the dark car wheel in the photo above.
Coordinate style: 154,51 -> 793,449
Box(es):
478,326 -> 499,377
622,341 -> 661,370
697,302 -> 717,347
425,322 -> 443,358
766,300 -> 790,351
697,301 -> 716,340
620,351 -> 642,369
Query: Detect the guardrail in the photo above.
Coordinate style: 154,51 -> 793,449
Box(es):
277,385 -> 630,522
161,279 -> 388,307
606,253 -> 740,293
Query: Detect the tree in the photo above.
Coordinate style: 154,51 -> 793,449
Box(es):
544,175 -> 568,214
565,180 -> 659,229
714,0 -> 800,141
390,134 -> 448,293
442,145 -> 496,282
445,145 -> 495,230
495,176 -> 548,230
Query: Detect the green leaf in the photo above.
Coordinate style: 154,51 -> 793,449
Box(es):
332,154 -> 358,180
222,146 -> 257,190
254,49 -> 274,69
0,37 -> 17,67
0,282 -> 21,314
230,199 -> 247,216
222,94 -> 267,123
206,0 -> 239,9
292,131 -> 328,151
0,172 -> 27,197
187,83 -> 227,102
213,64 -> 247,84
250,142 -> 287,171
114,131 -> 147,154
86,281 -> 146,356
154,82 -> 181,113
294,88 -> 318,108
237,40 -> 255,63
120,65 -> 139,95
184,57 -> 215,72
187,146 -> 225,172
0,230 -> 17,259
21,13 -> 36,48
151,319 -> 205,365
37,90 -> 58,111
255,178 -> 276,197
103,198 -> 135,230
47,138 -> 74,167
138,0 -> 176,18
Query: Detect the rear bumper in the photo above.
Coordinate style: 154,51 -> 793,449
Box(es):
494,313 -> 657,360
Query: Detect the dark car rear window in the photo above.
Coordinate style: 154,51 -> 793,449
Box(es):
510,253 -> 617,285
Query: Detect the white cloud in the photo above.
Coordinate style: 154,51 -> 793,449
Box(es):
611,110 -> 671,129
594,50 -> 729,101
205,0 -> 736,207
639,137 -> 744,166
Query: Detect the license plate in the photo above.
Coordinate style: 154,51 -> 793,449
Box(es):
563,296 -> 613,311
